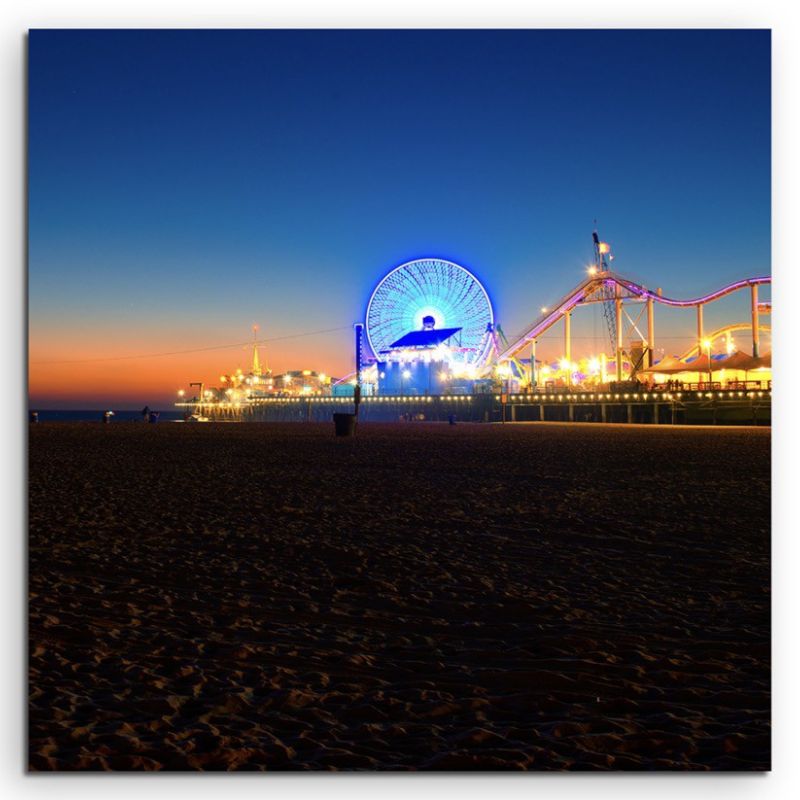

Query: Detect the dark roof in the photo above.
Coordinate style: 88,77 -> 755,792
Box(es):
385,327 -> 462,350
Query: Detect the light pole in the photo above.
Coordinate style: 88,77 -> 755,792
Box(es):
354,323 -> 363,418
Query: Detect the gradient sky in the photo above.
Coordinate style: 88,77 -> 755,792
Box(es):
28,29 -> 771,408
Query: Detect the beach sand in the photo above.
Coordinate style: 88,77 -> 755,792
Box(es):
28,421 -> 770,770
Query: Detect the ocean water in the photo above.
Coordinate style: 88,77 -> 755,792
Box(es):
29,409 -> 185,423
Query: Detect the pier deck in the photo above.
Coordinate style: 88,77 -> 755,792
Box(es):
178,388 -> 771,426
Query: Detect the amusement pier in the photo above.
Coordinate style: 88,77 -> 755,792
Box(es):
175,234 -> 772,425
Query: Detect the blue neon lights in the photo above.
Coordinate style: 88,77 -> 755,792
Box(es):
365,258 -> 494,365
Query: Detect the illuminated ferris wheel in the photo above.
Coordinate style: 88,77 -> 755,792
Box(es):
365,258 -> 494,365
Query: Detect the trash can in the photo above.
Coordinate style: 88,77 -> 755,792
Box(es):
30,411 -> 39,424
333,412 -> 357,437
448,414 -> 456,426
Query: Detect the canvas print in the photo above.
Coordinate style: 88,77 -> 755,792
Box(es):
28,29 -> 771,771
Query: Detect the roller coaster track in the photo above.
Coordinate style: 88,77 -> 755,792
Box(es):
679,323 -> 771,360
493,272 -> 771,365
612,274 -> 771,307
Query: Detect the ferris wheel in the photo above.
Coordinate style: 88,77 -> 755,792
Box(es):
365,258 -> 494,365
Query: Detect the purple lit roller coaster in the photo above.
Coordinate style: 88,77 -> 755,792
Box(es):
492,270 -> 771,382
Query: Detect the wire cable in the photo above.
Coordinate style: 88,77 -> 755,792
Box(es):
31,325 -> 352,365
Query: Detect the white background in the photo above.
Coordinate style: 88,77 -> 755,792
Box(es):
3,1 -> 798,798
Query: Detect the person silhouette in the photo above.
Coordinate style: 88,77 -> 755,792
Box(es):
141,405 -> 150,422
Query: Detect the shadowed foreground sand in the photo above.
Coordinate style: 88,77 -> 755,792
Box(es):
28,422 -> 770,770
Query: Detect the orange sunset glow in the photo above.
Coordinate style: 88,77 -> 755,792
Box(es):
28,325 -> 355,409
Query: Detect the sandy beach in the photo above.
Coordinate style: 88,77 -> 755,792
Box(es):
28,421 -> 770,770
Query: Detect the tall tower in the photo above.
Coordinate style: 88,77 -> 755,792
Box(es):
251,324 -> 267,376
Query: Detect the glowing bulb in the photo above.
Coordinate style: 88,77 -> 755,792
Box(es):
587,266 -> 597,276
177,389 -> 185,397
559,358 -> 570,372
402,370 -> 411,379
702,338 -> 712,350
541,307 -> 548,314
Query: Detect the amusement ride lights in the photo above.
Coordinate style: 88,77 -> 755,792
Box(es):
365,258 -> 494,369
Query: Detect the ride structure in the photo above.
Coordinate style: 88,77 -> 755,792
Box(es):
489,233 -> 771,388
364,258 -> 495,395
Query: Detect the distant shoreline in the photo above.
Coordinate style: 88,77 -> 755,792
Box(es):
27,409 -> 185,423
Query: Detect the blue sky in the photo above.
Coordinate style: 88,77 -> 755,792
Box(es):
28,29 -> 770,403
